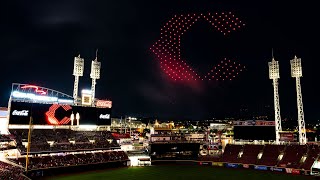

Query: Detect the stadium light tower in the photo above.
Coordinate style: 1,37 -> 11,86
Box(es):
290,56 -> 307,145
268,57 -> 282,144
73,55 -> 84,104
90,50 -> 101,106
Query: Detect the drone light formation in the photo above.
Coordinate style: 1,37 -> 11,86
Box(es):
150,12 -> 246,83
207,58 -> 245,81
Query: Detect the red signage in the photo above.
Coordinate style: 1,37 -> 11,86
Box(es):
280,132 -> 295,142
243,164 -> 249,168
291,169 -> 300,175
96,100 -> 112,108
21,85 -> 47,95
255,120 -> 275,126
45,104 -> 72,125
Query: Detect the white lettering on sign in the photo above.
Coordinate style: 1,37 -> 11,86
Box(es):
99,114 -> 110,119
12,110 -> 29,116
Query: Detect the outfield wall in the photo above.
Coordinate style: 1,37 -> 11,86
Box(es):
151,160 -> 311,176
25,160 -> 129,179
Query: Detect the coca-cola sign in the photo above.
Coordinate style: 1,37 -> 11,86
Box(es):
12,110 -> 29,116
99,114 -> 110,119
96,100 -> 112,108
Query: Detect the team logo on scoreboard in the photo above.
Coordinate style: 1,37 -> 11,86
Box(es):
45,104 -> 72,125
99,114 -> 110,119
12,110 -> 29,116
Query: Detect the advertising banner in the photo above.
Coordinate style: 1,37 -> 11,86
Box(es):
285,168 -> 292,173
254,165 -> 268,170
199,162 -> 212,166
303,170 -> 310,175
291,169 -> 300,175
212,162 -> 224,167
270,167 -> 284,172
242,164 -> 250,168
280,132 -> 296,142
225,163 -> 239,168
96,100 -> 112,108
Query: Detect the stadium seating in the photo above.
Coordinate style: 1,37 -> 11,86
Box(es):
256,144 -> 285,166
237,144 -> 264,164
9,129 -> 120,153
198,143 -> 319,170
0,161 -> 28,180
220,144 -> 243,163
12,151 -> 129,170
277,145 -> 308,168
300,144 -> 320,170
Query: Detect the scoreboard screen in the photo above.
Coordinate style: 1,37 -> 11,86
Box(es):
9,101 -> 111,125
233,120 -> 276,141
233,126 -> 276,141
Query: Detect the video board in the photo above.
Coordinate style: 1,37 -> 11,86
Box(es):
234,126 -> 276,140
9,101 -> 111,125
233,120 -> 275,141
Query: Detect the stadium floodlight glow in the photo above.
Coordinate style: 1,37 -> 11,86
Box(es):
79,125 -> 97,130
73,55 -> 84,103
290,56 -> 306,145
57,99 -> 74,104
268,58 -> 282,144
12,91 -> 58,102
81,89 -> 92,95
12,91 -> 27,98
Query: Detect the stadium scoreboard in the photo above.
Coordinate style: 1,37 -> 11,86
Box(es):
233,120 -> 276,141
9,101 -> 111,125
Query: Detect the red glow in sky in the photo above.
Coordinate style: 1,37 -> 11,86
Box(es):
150,12 -> 246,83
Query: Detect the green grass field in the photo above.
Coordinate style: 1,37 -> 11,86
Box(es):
47,165 -> 313,180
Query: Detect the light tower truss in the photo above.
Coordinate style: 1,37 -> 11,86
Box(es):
268,58 -> 282,144
290,56 -> 307,145
90,55 -> 101,107
73,55 -> 84,104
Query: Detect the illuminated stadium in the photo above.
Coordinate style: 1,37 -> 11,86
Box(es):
0,55 -> 131,179
1,8 -> 320,180
0,56 -> 319,180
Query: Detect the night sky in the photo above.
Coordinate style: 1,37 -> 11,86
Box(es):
1,1 -> 319,121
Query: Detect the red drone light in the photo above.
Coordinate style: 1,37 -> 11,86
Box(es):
45,104 -> 72,125
150,12 -> 246,82
21,85 -> 47,95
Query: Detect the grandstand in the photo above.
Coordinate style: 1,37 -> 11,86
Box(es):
9,129 -> 120,154
1,83 -> 320,179
0,161 -> 29,180
198,143 -> 320,175
0,83 -> 130,179
256,144 -> 285,166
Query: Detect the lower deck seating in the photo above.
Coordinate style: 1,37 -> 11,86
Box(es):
220,144 -> 243,163
256,144 -> 285,166
12,151 -> 129,170
237,145 -> 264,164
278,145 -> 308,168
300,145 -> 319,170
